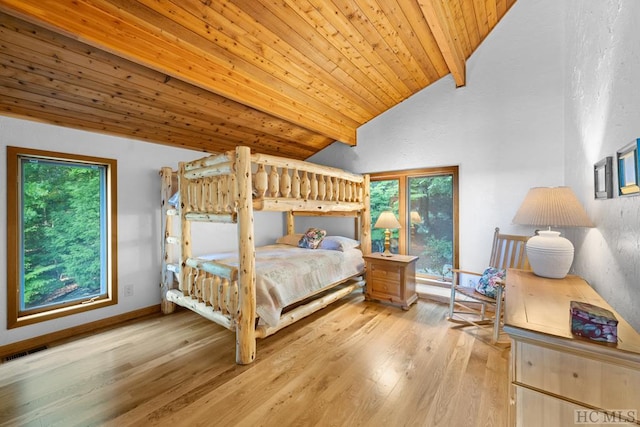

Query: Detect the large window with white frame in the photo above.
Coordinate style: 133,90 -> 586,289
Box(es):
370,166 -> 458,282
7,147 -> 117,328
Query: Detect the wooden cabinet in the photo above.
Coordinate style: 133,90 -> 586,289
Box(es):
503,270 -> 640,427
363,253 -> 418,310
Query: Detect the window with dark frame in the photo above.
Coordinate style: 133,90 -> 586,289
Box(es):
6,147 -> 117,328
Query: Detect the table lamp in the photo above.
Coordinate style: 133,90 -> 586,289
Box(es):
512,187 -> 594,279
374,210 -> 401,256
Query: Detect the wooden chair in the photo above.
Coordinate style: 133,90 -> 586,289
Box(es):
447,227 -> 531,343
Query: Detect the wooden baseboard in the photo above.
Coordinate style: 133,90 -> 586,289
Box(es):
0,305 -> 161,361
418,291 -> 450,305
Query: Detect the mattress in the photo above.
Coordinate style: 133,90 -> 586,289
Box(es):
198,244 -> 364,327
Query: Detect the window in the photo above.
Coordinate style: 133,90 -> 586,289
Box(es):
370,166 -> 458,281
7,147 -> 117,328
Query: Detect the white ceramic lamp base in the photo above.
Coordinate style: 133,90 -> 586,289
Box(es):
526,230 -> 574,279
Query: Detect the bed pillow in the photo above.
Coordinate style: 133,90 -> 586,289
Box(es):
298,228 -> 326,249
318,236 -> 360,252
275,233 -> 304,246
474,267 -> 506,299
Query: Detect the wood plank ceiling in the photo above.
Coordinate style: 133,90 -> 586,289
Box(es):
0,0 -> 516,160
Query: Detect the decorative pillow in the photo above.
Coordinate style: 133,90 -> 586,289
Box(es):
474,267 -> 506,299
318,236 -> 360,252
298,228 -> 327,249
275,233 -> 304,246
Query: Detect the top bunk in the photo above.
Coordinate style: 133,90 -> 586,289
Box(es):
177,146 -> 369,222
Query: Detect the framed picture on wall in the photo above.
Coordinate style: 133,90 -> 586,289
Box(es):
594,156 -> 613,199
616,139 -> 640,196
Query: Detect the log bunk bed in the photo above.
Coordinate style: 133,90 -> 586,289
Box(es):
160,146 -> 371,364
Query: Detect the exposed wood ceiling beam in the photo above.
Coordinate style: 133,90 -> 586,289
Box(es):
418,0 -> 466,88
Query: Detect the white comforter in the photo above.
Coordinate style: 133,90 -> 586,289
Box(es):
199,244 -> 364,326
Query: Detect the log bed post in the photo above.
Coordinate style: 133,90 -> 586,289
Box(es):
360,174 -> 371,255
235,146 -> 257,364
160,167 -> 177,314
179,162 -> 192,297
286,211 -> 295,235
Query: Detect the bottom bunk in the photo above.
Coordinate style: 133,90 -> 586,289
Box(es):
165,238 -> 366,362
166,276 -> 365,339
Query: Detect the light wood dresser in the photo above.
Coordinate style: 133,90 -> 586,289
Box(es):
363,253 -> 418,310
503,269 -> 640,427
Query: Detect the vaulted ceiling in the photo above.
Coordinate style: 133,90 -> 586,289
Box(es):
0,0 -> 515,159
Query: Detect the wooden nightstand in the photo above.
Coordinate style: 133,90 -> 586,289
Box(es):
363,253 -> 418,310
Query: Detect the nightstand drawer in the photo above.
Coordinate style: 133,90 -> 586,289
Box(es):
371,279 -> 401,297
370,263 -> 401,282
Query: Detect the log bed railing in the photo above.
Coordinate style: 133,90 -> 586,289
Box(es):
160,146 -> 370,364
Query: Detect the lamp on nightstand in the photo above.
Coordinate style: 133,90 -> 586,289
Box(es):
374,210 -> 401,257
513,187 -> 594,279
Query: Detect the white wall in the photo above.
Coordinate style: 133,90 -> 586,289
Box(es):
0,116 -> 282,346
564,0 -> 640,329
4,0 -> 637,345
311,0 -> 565,274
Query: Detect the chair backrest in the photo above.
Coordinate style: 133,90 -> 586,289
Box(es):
488,227 -> 531,271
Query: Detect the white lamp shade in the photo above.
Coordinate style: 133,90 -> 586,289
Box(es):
374,211 -> 401,230
512,187 -> 594,227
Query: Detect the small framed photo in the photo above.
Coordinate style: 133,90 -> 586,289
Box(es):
617,139 -> 640,196
594,156 -> 613,199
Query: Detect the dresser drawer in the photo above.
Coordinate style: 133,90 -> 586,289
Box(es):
513,341 -> 640,412
515,386 -> 597,427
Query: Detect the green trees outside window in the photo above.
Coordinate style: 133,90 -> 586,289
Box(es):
7,147 -> 117,328
21,159 -> 105,309
407,175 -> 454,279
370,167 -> 458,281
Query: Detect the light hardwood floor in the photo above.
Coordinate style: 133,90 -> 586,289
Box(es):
0,295 -> 509,427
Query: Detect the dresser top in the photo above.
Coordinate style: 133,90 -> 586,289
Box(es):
504,269 -> 640,359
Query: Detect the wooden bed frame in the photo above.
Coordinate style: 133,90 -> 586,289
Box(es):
160,146 -> 370,364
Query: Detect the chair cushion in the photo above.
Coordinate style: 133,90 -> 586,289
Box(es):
474,267 -> 506,299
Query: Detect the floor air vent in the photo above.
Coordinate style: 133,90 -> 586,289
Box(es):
3,346 -> 48,363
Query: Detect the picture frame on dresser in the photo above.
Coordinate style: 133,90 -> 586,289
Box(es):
616,139 -> 640,196
593,156 -> 613,199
